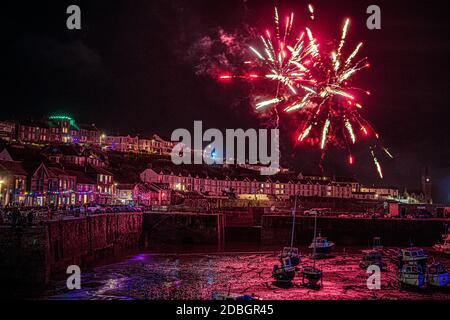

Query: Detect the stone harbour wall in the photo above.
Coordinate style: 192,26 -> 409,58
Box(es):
261,215 -> 448,247
0,212 -> 142,290
142,212 -> 224,247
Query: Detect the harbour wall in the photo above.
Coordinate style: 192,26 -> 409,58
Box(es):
0,212 -> 142,291
261,215 -> 448,247
142,212 -> 225,248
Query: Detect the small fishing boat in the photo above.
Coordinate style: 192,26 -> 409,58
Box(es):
301,265 -> 323,287
279,196 -> 301,266
397,263 -> 425,288
309,236 -> 335,257
393,247 -> 428,267
280,247 -> 301,266
359,250 -> 387,271
372,237 -> 383,251
426,262 -> 449,288
272,257 -> 296,283
302,211 -> 323,288
433,238 -> 450,256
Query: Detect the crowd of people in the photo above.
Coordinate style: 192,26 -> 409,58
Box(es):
0,204 -> 80,227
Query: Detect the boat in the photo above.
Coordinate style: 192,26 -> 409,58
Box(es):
433,238 -> 450,256
309,236 -> 335,257
393,247 -> 428,267
272,257 -> 296,283
372,237 -> 383,251
396,263 -> 425,288
302,211 -> 323,288
280,247 -> 301,266
301,265 -> 323,287
426,262 -> 449,288
359,250 -> 387,271
279,196 -> 301,266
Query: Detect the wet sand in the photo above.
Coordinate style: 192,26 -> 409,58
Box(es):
41,248 -> 450,300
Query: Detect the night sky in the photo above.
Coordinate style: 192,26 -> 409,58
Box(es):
3,0 -> 450,203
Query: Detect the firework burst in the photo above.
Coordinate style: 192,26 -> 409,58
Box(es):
249,8 -> 392,178
247,7 -> 317,111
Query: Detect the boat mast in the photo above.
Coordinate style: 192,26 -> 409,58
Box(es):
290,195 -> 297,248
313,212 -> 318,268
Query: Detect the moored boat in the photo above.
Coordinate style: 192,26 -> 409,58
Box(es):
272,257 -> 296,283
393,247 -> 428,268
309,236 -> 335,257
280,247 -> 301,266
426,262 -> 449,288
359,250 -> 387,271
301,265 -> 323,287
302,210 -> 323,288
433,238 -> 450,256
372,237 -> 383,251
396,263 -> 425,288
279,195 -> 301,266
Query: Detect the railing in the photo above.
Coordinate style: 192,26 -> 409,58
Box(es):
0,209 -> 141,226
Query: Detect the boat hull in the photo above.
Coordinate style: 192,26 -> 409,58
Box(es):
272,269 -> 295,282
426,273 -> 449,287
397,273 -> 425,287
301,266 -> 322,286
280,254 -> 301,266
310,245 -> 334,257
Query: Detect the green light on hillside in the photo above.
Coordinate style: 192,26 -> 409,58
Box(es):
49,115 -> 79,130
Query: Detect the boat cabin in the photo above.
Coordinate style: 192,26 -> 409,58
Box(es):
401,263 -> 423,274
282,247 -> 299,256
365,251 -> 383,261
401,248 -> 426,259
312,237 -> 331,247
427,263 -> 446,274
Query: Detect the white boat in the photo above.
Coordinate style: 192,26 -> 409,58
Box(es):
397,263 -> 425,287
309,236 -> 335,257
433,238 -> 450,256
394,247 -> 428,267
426,262 -> 449,288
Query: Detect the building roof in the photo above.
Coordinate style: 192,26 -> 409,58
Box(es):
5,144 -> 46,163
116,183 -> 136,190
78,123 -> 99,132
46,165 -> 70,177
85,165 -> 113,176
0,160 -> 28,176
64,169 -> 97,185
135,182 -> 162,193
19,120 -> 50,129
